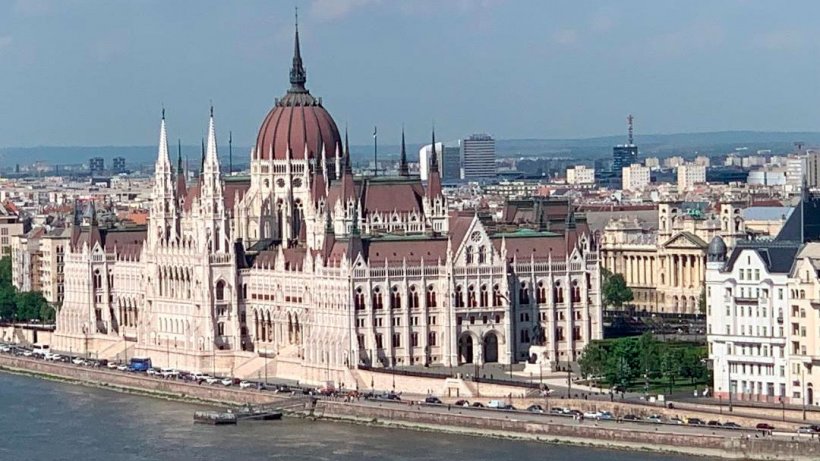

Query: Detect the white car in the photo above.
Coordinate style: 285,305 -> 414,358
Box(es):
160,368 -> 179,378
221,378 -> 235,386
205,376 -> 221,385
146,368 -> 160,376
583,410 -> 602,419
45,353 -> 62,361
116,364 -> 129,371
0,344 -> 11,353
106,362 -> 119,369
191,373 -> 208,382
22,350 -> 33,357
239,380 -> 254,389
72,358 -> 86,365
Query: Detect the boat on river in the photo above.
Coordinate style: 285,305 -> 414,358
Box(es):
193,411 -> 238,425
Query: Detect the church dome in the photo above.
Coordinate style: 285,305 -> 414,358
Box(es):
254,26 -> 341,162
707,235 -> 727,262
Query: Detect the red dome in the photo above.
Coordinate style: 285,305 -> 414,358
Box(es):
254,94 -> 341,161
254,25 -> 341,162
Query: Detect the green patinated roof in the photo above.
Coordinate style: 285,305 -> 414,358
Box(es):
492,228 -> 561,238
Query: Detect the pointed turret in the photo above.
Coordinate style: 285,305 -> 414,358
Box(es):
175,139 -> 187,203
399,126 -> 409,176
200,137 -> 205,178
157,108 -> 171,170
427,126 -> 442,198
289,9 -> 307,92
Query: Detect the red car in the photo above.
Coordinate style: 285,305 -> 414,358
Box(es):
756,423 -> 775,430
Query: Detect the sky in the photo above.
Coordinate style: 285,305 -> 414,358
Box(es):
1,0 -> 820,148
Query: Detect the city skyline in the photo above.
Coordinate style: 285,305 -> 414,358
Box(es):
2,1 -> 820,148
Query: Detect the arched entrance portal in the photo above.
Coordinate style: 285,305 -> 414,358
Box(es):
483,332 -> 499,363
808,384 -> 814,406
458,334 -> 473,364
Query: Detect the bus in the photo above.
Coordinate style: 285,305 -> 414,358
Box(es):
128,357 -> 152,372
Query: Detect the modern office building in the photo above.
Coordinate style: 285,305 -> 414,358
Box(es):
462,134 -> 495,180
89,157 -> 105,173
612,145 -> 638,179
112,157 -> 126,173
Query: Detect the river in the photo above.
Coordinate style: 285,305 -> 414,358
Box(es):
0,372 -> 702,461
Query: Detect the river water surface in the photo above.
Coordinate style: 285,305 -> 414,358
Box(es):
0,372 -> 703,461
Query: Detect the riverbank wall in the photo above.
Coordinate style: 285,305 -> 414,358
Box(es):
0,354 -> 286,407
315,400 -> 820,461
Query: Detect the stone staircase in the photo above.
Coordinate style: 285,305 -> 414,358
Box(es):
232,354 -> 276,380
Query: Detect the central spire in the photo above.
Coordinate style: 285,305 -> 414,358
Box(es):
399,126 -> 409,176
289,7 -> 307,92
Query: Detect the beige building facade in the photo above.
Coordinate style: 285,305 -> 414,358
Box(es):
601,200 -> 746,314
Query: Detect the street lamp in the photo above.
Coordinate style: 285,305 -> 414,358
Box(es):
727,363 -> 733,412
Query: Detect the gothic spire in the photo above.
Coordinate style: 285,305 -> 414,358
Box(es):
399,126 -> 409,176
177,139 -> 183,174
289,7 -> 307,91
430,125 -> 439,173
344,126 -> 352,173
156,107 -> 170,169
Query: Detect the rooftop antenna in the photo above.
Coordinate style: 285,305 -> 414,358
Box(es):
627,114 -> 634,145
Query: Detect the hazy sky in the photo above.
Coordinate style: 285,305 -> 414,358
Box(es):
1,0 -> 819,148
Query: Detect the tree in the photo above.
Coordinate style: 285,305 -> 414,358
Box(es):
660,348 -> 683,395
602,271 -> 633,309
636,332 -> 660,377
578,341 -> 609,386
698,288 -> 706,314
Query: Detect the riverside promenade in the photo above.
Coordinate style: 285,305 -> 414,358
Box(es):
1,353 -> 819,460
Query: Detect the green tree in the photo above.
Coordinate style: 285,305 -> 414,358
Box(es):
636,332 -> 660,377
578,341 -> 609,385
602,271 -> 633,308
660,348 -> 683,394
15,291 -> 49,322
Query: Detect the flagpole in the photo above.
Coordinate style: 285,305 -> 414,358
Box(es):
373,126 -> 378,177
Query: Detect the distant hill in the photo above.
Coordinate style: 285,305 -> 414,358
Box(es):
2,131 -> 819,168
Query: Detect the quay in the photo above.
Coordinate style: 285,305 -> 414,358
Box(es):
1,353 -> 820,460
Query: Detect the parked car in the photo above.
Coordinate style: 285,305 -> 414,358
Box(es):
116,364 -> 129,371
707,420 -> 722,427
756,423 -> 775,431
32,344 -> 50,357
383,392 -> 401,401
598,411 -> 614,420
487,400 -> 505,409
454,400 -> 470,407
669,417 -> 684,425
583,410 -> 602,419
204,376 -> 221,385
221,377 -> 237,386
797,426 -> 817,434
424,396 -> 443,405
622,414 -> 640,421
645,415 -> 663,424
550,407 -> 569,415
146,368 -> 161,376
567,409 -> 583,417
239,380 -> 255,389
45,353 -> 63,362
106,362 -> 120,369
687,418 -> 706,426
0,344 -> 11,353
470,402 -> 485,408
723,422 -> 741,429
72,358 -> 86,365
160,368 -> 180,379
526,404 -> 545,413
